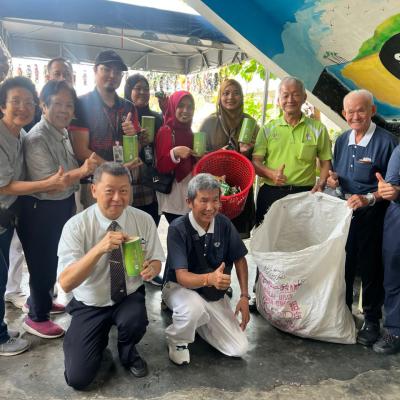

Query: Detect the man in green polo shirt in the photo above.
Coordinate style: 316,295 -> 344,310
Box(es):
249,76 -> 332,312
252,76 -> 332,225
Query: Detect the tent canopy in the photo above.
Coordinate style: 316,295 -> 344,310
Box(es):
0,0 -> 244,74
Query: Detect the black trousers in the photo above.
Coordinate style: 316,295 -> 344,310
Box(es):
345,201 -> 388,321
18,195 -> 75,321
63,286 -> 148,390
255,184 -> 313,226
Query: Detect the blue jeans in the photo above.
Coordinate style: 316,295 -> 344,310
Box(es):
0,223 -> 14,344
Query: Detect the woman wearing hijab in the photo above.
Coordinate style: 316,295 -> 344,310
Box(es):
124,74 -> 162,226
0,77 -> 68,356
199,79 -> 257,239
155,91 -> 196,224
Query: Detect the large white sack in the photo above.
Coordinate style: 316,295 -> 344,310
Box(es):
251,192 -> 356,344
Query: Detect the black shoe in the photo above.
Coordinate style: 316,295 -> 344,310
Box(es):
226,286 -> 233,298
128,354 -> 148,378
249,296 -> 258,314
373,332 -> 400,354
357,320 -> 380,346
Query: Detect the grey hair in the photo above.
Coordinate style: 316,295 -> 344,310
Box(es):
343,89 -> 374,108
278,76 -> 306,95
187,173 -> 221,201
93,162 -> 132,184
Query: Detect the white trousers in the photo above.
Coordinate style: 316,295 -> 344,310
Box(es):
162,282 -> 248,357
6,231 -> 24,295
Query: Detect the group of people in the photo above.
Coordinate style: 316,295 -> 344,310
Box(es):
0,48 -> 399,392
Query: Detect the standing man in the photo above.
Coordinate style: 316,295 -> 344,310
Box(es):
69,50 -> 141,209
327,89 -> 397,347
57,162 -> 165,389
252,76 -> 332,224
46,57 -> 74,85
250,76 -> 332,310
162,173 -> 250,366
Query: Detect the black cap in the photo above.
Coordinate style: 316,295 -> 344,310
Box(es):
94,50 -> 127,71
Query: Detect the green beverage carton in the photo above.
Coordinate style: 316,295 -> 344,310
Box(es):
141,116 -> 155,142
193,131 -> 206,156
238,118 -> 256,144
123,135 -> 138,163
122,236 -> 144,277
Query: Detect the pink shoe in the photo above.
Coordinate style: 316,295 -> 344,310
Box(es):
22,318 -> 64,339
22,302 -> 65,315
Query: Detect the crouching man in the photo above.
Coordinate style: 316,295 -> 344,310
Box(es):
57,162 -> 165,389
162,173 -> 250,365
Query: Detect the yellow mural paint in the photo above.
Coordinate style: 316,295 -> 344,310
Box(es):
342,53 -> 400,107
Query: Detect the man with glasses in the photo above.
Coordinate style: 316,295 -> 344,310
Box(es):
70,50 -> 141,209
46,57 -> 73,85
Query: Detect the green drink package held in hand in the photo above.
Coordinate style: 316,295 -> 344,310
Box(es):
141,116 -> 155,142
238,118 -> 256,144
193,131 -> 206,156
123,135 -> 138,163
122,236 -> 144,277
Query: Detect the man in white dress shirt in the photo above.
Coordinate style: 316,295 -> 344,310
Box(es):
57,162 -> 165,389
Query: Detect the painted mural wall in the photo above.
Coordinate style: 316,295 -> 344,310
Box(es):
196,0 -> 400,126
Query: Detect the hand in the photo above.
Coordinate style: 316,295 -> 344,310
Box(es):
327,170 -> 339,189
157,94 -> 168,114
141,260 -> 161,281
239,142 -> 253,153
347,194 -> 369,210
81,152 -> 98,176
209,262 -> 231,290
122,112 -> 136,136
376,172 -> 399,201
235,297 -> 250,331
123,158 -> 143,170
96,231 -> 128,256
311,179 -> 326,193
173,146 -> 193,160
272,164 -> 287,186
46,166 -> 70,192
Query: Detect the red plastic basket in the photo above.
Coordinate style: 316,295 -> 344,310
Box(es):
193,150 -> 255,219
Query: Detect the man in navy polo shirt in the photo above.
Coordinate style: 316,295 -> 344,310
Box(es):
162,173 -> 250,365
327,89 -> 398,347
70,50 -> 141,209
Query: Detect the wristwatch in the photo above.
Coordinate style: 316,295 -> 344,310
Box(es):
365,193 -> 376,207
240,293 -> 251,300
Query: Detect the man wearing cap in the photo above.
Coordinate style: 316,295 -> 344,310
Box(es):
70,50 -> 141,209
327,89 -> 398,347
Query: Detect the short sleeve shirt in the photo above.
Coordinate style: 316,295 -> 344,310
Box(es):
57,204 -> 165,307
333,124 -> 398,195
0,120 -> 25,209
253,114 -> 332,186
70,88 -> 139,161
23,116 -> 79,200
164,212 -> 247,284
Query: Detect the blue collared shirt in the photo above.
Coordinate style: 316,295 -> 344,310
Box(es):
333,123 -> 398,195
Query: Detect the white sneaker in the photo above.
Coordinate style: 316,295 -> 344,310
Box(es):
168,342 -> 190,365
5,292 -> 27,309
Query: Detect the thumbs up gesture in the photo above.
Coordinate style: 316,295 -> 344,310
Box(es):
122,111 -> 136,136
272,164 -> 287,186
209,262 -> 231,290
376,172 -> 399,201
326,170 -> 339,189
81,152 -> 98,177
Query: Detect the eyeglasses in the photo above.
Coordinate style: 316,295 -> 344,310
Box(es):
133,86 -> 150,93
7,99 -> 36,108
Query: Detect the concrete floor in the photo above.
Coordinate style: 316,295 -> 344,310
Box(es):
2,217 -> 400,400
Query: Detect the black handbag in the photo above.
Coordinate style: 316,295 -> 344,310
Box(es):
141,164 -> 174,194
141,128 -> 175,194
